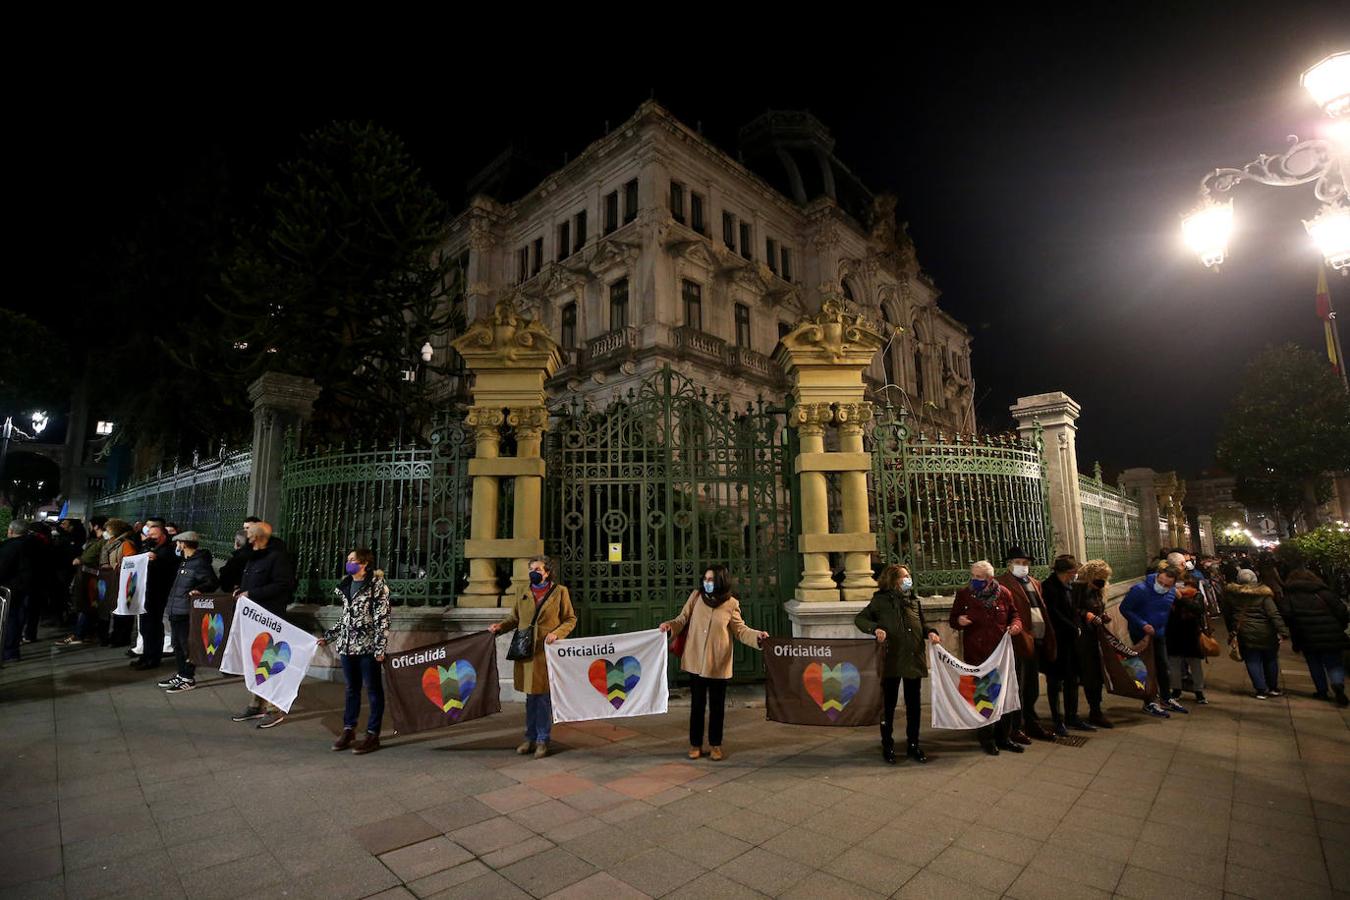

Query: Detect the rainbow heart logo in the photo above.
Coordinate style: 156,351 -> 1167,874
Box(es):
421,660 -> 477,720
958,670 -> 1002,719
803,662 -> 860,721
123,570 -> 138,604
251,632 -> 290,686
201,613 -> 224,659
588,657 -> 642,710
97,579 -> 108,601
1121,655 -> 1147,692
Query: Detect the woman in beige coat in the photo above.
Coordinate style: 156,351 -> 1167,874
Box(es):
659,564 -> 768,761
490,556 -> 577,758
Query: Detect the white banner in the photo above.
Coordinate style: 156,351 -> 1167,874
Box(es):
116,552 -> 150,616
219,598 -> 318,713
928,632 -> 1022,730
546,629 -> 668,723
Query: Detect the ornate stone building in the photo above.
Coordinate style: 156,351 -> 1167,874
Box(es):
441,102 -> 975,432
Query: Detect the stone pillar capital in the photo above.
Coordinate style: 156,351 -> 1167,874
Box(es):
834,402 -> 874,435
1008,391 -> 1081,431
507,406 -> 550,441
790,402 -> 836,437
248,371 -> 323,419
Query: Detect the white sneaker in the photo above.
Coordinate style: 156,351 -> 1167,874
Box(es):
1164,698 -> 1189,714
166,679 -> 196,694
157,675 -> 182,689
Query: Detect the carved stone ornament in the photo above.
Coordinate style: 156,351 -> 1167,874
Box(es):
465,406 -> 505,440
587,237 -> 641,276
452,300 -> 560,365
779,297 -> 887,363
789,402 -> 835,435
834,402 -> 875,431
507,405 -> 550,438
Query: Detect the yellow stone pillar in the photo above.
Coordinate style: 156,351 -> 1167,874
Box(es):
836,402 -> 876,600
791,402 -> 838,599
451,302 -> 562,609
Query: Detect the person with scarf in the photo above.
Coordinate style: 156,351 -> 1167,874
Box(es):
950,560 -> 1024,755
1070,559 -> 1116,728
318,548 -> 391,754
855,563 -> 941,764
490,556 -> 576,758
660,564 -> 769,761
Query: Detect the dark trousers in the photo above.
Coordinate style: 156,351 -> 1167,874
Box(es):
341,653 -> 385,735
23,591 -> 44,641
169,615 -> 195,680
977,717 -> 1012,747
109,614 -> 134,647
1011,651 -> 1041,729
139,601 -> 167,664
1046,669 -> 1079,723
2,591 -> 24,660
1079,637 -> 1104,710
881,676 -> 922,747
689,674 -> 728,747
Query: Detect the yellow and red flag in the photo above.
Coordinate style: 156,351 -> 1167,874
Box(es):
1317,267 -> 1340,375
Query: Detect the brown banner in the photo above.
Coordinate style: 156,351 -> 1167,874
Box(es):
189,594 -> 237,669
91,568 -> 118,618
383,632 -> 502,735
763,637 -> 885,726
1098,629 -> 1158,700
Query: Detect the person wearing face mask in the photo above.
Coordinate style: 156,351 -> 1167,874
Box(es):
131,523 -> 179,670
1120,565 -> 1184,717
1071,559 -> 1115,728
1042,554 -> 1096,735
950,560 -> 1024,755
660,564 -> 769,761
318,548 -> 390,753
996,547 -> 1057,743
489,556 -> 577,758
855,563 -> 941,764
229,520 -> 298,727
158,533 -> 218,692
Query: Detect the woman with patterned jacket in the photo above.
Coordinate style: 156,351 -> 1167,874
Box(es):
318,548 -> 391,755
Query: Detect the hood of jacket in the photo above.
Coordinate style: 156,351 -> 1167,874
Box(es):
1226,582 -> 1274,600
1283,568 -> 1329,592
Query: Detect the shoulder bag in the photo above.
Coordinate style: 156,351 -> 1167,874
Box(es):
506,585 -> 555,661
670,591 -> 696,658
1228,606 -> 1248,663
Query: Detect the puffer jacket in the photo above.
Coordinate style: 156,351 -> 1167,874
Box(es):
1222,583 -> 1289,652
855,589 -> 937,679
1281,568 -> 1349,654
165,550 -> 219,618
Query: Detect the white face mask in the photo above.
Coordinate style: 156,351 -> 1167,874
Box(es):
141,526 -> 150,536
1184,560 -> 1194,570
1011,564 -> 1029,578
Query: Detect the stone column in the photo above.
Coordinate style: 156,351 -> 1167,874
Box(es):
1009,392 -> 1085,561
1197,514 -> 1216,556
460,406 -> 504,605
1121,468 -> 1163,560
247,372 -> 321,525
836,402 -> 877,599
791,402 -> 837,600
507,406 -> 549,599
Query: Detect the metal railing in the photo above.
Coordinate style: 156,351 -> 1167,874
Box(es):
1079,463 -> 1147,579
92,449 -> 252,558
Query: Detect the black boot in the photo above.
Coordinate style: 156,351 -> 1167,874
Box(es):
1335,686 -> 1349,708
906,742 -> 928,763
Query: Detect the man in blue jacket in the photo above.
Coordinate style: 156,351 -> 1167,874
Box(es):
1120,566 -> 1184,717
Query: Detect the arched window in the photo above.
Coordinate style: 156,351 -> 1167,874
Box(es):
880,306 -> 897,386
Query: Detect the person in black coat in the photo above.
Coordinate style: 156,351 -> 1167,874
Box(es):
1281,562 -> 1350,706
1164,575 -> 1209,704
0,522 -> 40,661
230,521 -> 296,727
159,532 -> 218,692
133,523 -> 180,670
1043,555 -> 1095,736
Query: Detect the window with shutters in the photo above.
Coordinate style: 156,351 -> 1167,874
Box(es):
610,278 -> 629,330
682,280 -> 702,330
623,179 -> 638,224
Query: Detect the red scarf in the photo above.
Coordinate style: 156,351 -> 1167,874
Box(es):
530,582 -> 552,604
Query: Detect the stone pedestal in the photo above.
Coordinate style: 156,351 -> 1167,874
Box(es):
1010,392 -> 1085,562
247,373 -> 321,524
1197,514 -> 1216,556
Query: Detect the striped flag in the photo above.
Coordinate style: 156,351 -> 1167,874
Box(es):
1317,266 -> 1341,375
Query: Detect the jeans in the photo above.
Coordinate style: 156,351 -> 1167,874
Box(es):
1304,650 -> 1347,695
689,674 -> 729,747
1168,654 -> 1206,693
524,693 -> 552,743
1243,648 -> 1280,694
169,616 -> 195,680
1131,631 -> 1171,702
881,676 -> 922,747
340,653 -> 384,735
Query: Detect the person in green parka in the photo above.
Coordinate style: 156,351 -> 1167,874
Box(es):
855,564 -> 942,764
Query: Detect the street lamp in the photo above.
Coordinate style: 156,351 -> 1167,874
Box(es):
1181,50 -> 1350,273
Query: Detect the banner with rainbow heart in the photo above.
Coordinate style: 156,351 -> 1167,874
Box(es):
763,637 -> 884,726
116,552 -> 150,616
1098,629 -> 1157,701
218,598 -> 318,713
546,630 -> 668,723
189,594 -> 236,669
927,632 -> 1022,729
383,632 -> 501,734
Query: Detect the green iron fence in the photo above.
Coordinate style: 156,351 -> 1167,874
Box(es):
871,403 -> 1053,592
544,366 -> 796,679
92,449 -> 251,558
279,412 -> 473,606
1079,463 -> 1147,578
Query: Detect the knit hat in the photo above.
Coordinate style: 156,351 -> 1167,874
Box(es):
1237,568 -> 1258,584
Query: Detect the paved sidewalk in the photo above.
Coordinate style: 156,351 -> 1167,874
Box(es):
1,630 -> 1347,900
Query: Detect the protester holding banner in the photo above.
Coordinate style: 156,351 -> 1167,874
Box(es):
157,532 -> 218,693
949,560 -> 1024,755
1042,554 -> 1095,736
660,564 -> 768,761
854,564 -> 940,764
489,555 -> 576,759
318,549 -> 391,754
101,519 -> 138,648
230,521 -> 298,728
1120,565 -> 1183,717
1070,559 -> 1115,728
997,547 -> 1056,744
132,524 -> 177,671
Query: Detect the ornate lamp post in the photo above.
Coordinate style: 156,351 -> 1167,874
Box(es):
1181,51 -> 1350,273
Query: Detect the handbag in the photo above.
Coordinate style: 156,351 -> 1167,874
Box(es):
669,591 -> 696,658
506,585 -> 555,661
1198,629 -> 1221,658
1228,607 -> 1248,663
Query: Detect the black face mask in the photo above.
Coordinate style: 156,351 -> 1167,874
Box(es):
1091,579 -> 1106,589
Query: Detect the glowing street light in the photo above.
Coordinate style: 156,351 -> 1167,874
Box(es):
96,421 -> 115,436
1181,198 -> 1234,268
1302,52 -> 1350,119
1304,201 -> 1350,271
31,411 -> 48,434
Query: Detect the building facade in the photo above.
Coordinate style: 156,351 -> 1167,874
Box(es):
440,102 -> 975,432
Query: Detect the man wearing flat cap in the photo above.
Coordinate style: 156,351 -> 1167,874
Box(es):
997,546 -> 1058,743
158,531 -> 218,693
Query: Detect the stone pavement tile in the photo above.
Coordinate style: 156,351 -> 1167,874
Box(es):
1057,804 -> 1147,841
1115,864 -> 1224,900
645,785 -> 693,807
1226,864 -> 1340,900
777,870 -> 883,899
706,808 -> 790,845
0,820 -> 60,854
604,776 -> 670,801
760,825 -> 852,869
1024,845 -> 1124,893
497,846 -> 597,897
59,770 -> 143,801
663,826 -> 753,869
177,852 -> 288,900
449,816 -> 537,856
509,798 -> 588,835
364,889 -> 416,900
663,870 -> 763,900
480,783 -> 552,815
1073,788 -> 1152,820
539,815 -> 605,844
0,800 -> 58,829
422,870 -> 531,899
0,844 -> 62,889
1325,837 -> 1350,893
893,869 -> 999,900
822,846 -> 919,896
156,806 -> 250,848
716,846 -> 812,897
0,875 -> 64,899
742,794 -> 816,826
954,823 -> 1042,866
828,789 -> 902,823
1224,839 -> 1328,883
1228,819 -> 1326,857
1005,866 -> 1113,900
292,853 -> 403,900
165,831 -> 267,876
524,772 -> 595,799
63,825 -> 166,871
559,826 -> 656,869
544,871 -> 651,899
418,796 -> 499,833
61,804 -> 157,845
351,812 -> 444,855
660,792 -> 742,825
272,832 -> 369,877
482,836 -> 555,869
1033,763 -> 1099,788
379,836 -> 474,883
58,786 -> 147,822
1131,834 -> 1229,886
640,762 -> 703,785
63,848 -> 181,900
797,805 -> 888,843
857,826 -> 954,869
1315,817 -> 1350,844
1313,798 -> 1350,824
406,860 -> 491,898
594,802 -> 650,825
925,844 -> 1023,894
560,785 -> 630,813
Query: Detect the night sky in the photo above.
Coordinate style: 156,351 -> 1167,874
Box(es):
20,8 -> 1348,479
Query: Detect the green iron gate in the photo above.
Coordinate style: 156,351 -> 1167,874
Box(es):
544,367 -> 795,679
